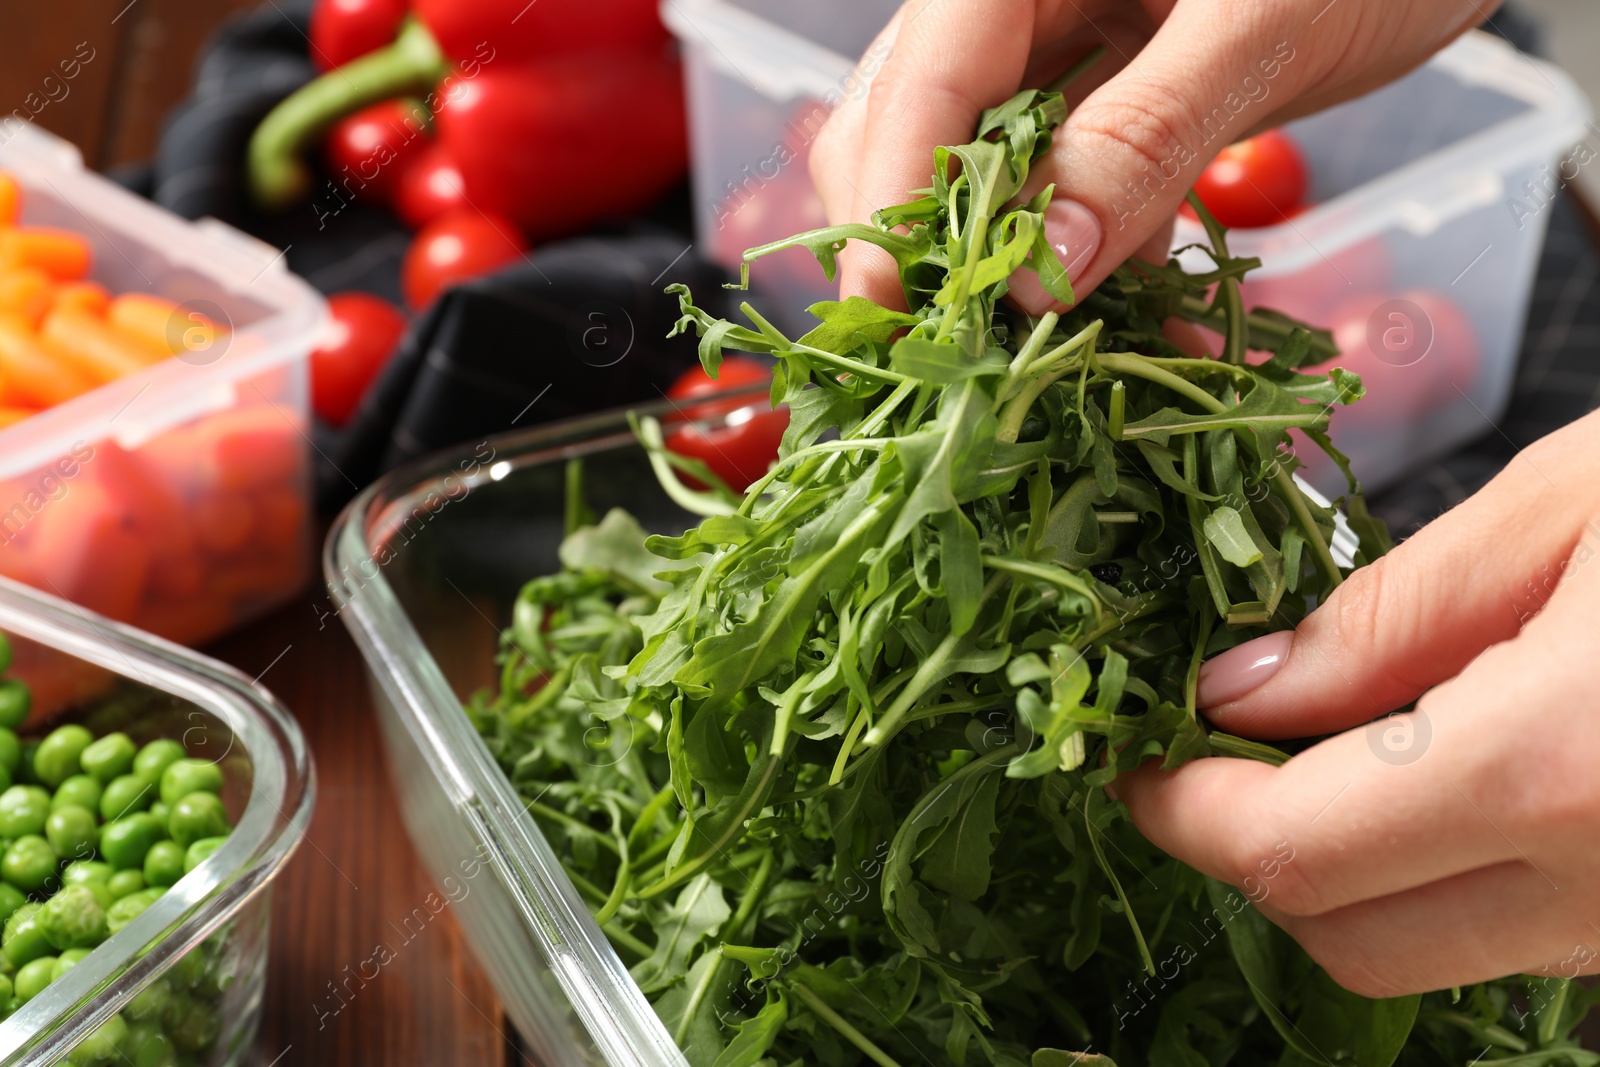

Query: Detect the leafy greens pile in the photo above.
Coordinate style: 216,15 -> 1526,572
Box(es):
468,90 -> 1599,1066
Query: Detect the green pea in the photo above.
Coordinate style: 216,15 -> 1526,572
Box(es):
0,785 -> 50,837
0,728 -> 19,776
142,841 -> 185,889
165,945 -> 205,990
157,760 -> 223,807
13,955 -> 54,1002
100,814 -> 164,871
33,724 -> 93,788
0,681 -> 28,732
124,977 -> 171,1021
51,946 -> 89,981
125,1022 -> 175,1067
100,774 -> 155,822
44,805 -> 98,863
0,973 -> 11,1005
0,883 -> 24,925
183,837 -> 227,873
147,801 -> 170,826
57,864 -> 111,909
106,887 -> 163,935
51,773 -> 101,814
3,903 -> 53,966
132,740 -> 185,783
167,793 -> 229,849
72,1012 -> 129,1063
79,732 -> 136,785
62,860 -> 112,887
1,835 -> 57,893
39,884 -> 107,949
107,869 -> 144,899
162,992 -> 218,1053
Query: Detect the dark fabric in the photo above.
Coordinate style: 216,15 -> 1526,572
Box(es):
317,234 -> 732,504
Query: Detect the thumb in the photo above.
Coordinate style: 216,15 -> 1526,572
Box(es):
1195,418 -> 1600,739
1009,6 -> 1309,313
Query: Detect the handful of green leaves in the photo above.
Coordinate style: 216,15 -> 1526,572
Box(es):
469,91 -> 1598,1065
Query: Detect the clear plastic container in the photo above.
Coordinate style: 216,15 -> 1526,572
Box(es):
662,2 -> 1591,493
328,397 -> 775,1067
0,576 -> 313,1065
325,392 -> 1366,1066
0,123 -> 327,646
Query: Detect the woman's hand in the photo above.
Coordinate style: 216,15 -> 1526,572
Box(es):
1114,408 -> 1600,998
811,0 -> 1491,311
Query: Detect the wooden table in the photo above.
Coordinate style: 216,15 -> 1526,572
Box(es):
3,5 -> 536,1061
208,582 -> 534,1066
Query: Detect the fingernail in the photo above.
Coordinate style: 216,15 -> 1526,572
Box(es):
1008,198 -> 1103,314
1196,631 -> 1294,708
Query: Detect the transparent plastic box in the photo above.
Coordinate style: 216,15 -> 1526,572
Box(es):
0,576 -> 313,1066
0,124 -> 327,646
329,397 -> 777,1067
662,1 -> 1590,493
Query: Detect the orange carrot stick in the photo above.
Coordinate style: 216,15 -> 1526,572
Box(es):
41,307 -> 167,383
107,293 -> 226,358
51,281 -> 109,318
0,315 -> 97,406
0,227 -> 91,280
0,268 -> 55,329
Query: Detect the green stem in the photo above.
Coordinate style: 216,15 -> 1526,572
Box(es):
791,982 -> 905,1067
861,575 -> 1008,746
638,752 -> 783,899
601,921 -> 653,960
1096,353 -> 1225,415
248,18 -> 445,208
1271,466 -> 1342,588
1097,352 -> 1342,585
724,850 -> 773,942
592,862 -> 631,927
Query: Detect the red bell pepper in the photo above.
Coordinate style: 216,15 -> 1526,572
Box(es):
310,0 -> 408,71
248,1 -> 685,240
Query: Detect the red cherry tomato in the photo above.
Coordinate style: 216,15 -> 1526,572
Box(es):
322,99 -> 430,207
309,0 -> 408,71
1191,131 -> 1309,229
395,143 -> 469,228
401,210 -> 528,310
311,293 -> 408,426
663,358 -> 788,492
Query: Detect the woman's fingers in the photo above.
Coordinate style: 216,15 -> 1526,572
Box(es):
1267,861 -> 1600,999
812,0 -> 1040,308
1113,693 -> 1527,920
1123,537 -> 1600,946
1007,1 -> 1316,312
1198,411 -> 1600,739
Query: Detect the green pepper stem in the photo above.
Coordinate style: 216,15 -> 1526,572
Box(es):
248,18 -> 446,209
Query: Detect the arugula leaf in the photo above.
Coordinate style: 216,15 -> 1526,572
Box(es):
463,85 -> 1583,1067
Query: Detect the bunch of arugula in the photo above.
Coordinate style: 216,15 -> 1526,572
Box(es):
467,89 -> 1599,1066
